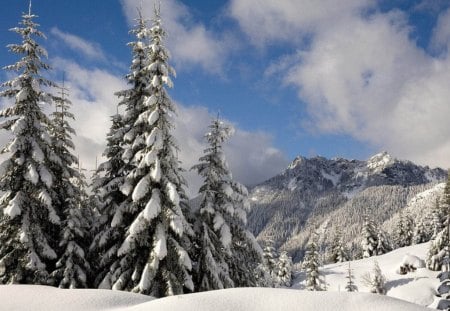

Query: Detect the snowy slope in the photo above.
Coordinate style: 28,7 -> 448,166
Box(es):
294,242 -> 439,307
0,285 -> 431,311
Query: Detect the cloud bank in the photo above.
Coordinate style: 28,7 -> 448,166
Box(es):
230,0 -> 450,168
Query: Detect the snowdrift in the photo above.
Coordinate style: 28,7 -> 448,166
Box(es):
0,285 -> 431,311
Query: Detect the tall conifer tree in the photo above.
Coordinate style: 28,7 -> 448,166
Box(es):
191,119 -> 235,291
0,3 -> 61,284
101,8 -> 194,297
48,82 -> 91,288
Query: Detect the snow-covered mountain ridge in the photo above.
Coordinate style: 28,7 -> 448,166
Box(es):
247,152 -> 446,261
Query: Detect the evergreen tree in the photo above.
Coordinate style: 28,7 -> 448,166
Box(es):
361,215 -> 378,258
276,251 -> 293,287
394,211 -> 414,248
0,4 -> 62,284
413,218 -> 428,244
261,240 -> 279,285
375,229 -> 392,256
48,83 -> 90,288
345,261 -> 357,292
329,229 -> 349,263
191,119 -> 235,291
432,198 -> 445,239
89,112 -> 127,288
362,261 -> 386,295
101,8 -> 194,297
225,183 -> 263,287
427,172 -> 450,271
303,233 -> 323,291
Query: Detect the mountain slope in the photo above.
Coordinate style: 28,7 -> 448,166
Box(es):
248,152 -> 446,261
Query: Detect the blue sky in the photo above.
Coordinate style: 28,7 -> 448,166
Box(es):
1,0 -> 450,191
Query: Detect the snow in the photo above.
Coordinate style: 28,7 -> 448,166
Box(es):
0,285 -> 431,311
147,110 -> 159,126
25,163 -> 39,185
366,151 -> 395,173
293,242 -> 439,308
15,88 -> 28,102
4,192 -> 23,218
166,182 -> 180,206
321,170 -> 341,186
132,175 -> 150,202
287,178 -> 297,191
154,224 -> 167,260
143,189 -> 161,221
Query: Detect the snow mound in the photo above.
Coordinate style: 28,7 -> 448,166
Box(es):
0,285 -> 430,311
396,254 -> 425,274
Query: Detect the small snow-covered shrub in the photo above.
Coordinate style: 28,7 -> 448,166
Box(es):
396,254 -> 425,275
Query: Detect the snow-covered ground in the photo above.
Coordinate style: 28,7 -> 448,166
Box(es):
0,285 -> 431,311
0,242 -> 440,310
293,242 -> 439,307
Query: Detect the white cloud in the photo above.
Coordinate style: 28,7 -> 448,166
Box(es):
430,8 -> 450,54
46,58 -> 287,196
50,28 -> 106,61
174,105 -> 289,196
231,0 -> 450,169
228,0 -> 374,46
120,0 -> 232,74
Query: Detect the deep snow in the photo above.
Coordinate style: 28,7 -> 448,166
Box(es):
0,242 -> 440,310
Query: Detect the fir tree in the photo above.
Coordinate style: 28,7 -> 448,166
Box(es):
362,261 -> 386,295
329,229 -> 349,263
394,211 -> 414,248
225,183 -> 263,287
427,172 -> 450,271
375,229 -> 392,256
276,251 -> 293,287
89,111 -> 127,288
413,218 -> 428,244
101,8 -> 194,297
0,3 -> 62,284
48,83 -> 91,288
432,198 -> 445,239
345,261 -> 357,292
261,240 -> 279,285
191,119 -> 235,291
361,215 -> 378,258
303,233 -> 323,291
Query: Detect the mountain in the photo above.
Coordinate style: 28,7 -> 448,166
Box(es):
247,152 -> 446,261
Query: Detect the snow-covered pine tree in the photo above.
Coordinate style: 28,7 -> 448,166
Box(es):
329,229 -> 349,263
427,172 -> 450,271
394,211 -> 414,248
47,82 -> 91,288
303,233 -> 323,291
362,261 -> 386,295
432,198 -> 445,239
89,111 -> 128,288
190,118 -> 235,291
375,229 -> 392,256
261,240 -> 279,284
276,251 -> 293,287
225,180 -> 263,287
0,4 -> 62,284
345,261 -> 357,292
101,8 -> 194,297
361,215 -> 378,258
413,218 -> 428,244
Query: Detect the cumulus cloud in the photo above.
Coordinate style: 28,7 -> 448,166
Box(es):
228,0 -> 374,46
174,105 -> 289,196
231,0 -> 450,169
120,0 -> 232,74
45,58 -> 287,196
50,27 -> 106,61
